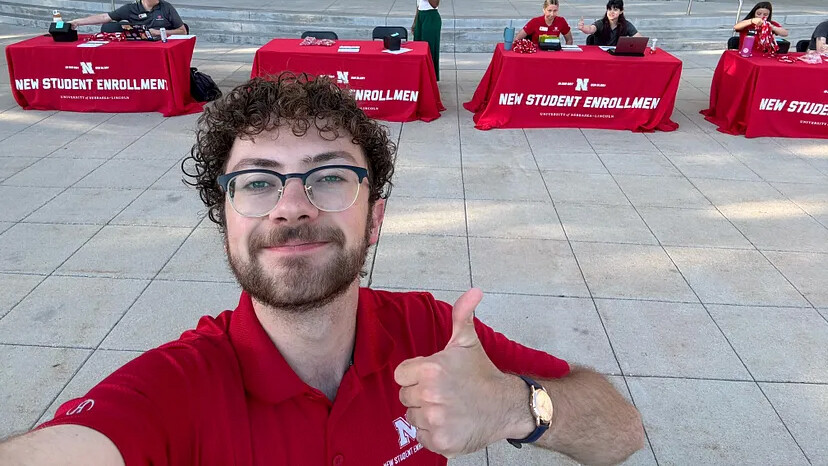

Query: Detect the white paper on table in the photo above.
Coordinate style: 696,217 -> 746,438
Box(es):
77,41 -> 108,47
598,46 -> 615,51
381,47 -> 413,54
560,45 -> 582,51
167,34 -> 196,40
338,46 -> 360,53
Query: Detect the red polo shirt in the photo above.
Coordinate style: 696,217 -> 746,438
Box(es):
523,15 -> 571,44
39,288 -> 569,465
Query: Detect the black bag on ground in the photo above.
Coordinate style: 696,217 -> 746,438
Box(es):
190,67 -> 222,102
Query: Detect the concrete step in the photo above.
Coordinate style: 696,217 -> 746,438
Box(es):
0,0 -> 823,53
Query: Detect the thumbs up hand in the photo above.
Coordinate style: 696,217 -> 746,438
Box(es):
578,16 -> 585,29
394,289 -> 528,457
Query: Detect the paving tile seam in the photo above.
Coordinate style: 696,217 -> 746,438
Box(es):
14,118 -> 173,227
623,374 -> 828,385
0,122 -> 195,360
518,126 -> 657,456
753,380 -> 814,461
635,131 -> 824,317
456,65 -> 475,294
591,297 -> 816,310
0,157 -> 41,183
576,126 -> 777,419
374,286 -> 823,309
5,335 -> 827,387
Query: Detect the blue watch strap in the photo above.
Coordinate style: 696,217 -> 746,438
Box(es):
506,375 -> 550,449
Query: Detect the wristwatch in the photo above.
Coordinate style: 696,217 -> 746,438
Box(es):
507,375 -> 553,448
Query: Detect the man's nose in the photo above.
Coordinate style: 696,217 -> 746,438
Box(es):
267,178 -> 319,223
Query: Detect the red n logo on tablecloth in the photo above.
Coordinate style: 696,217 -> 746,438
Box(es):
575,78 -> 589,92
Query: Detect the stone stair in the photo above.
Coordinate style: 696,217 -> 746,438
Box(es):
0,0 -> 823,52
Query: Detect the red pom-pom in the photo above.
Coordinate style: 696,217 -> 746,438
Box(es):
755,20 -> 778,55
512,39 -> 537,54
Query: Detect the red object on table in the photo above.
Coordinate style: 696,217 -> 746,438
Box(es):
252,39 -> 444,122
463,44 -> 682,131
702,51 -> 828,139
5,35 -> 203,117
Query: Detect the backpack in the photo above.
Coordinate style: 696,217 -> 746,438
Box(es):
190,67 -> 222,102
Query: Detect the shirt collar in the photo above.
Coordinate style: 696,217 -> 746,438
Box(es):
228,289 -> 395,405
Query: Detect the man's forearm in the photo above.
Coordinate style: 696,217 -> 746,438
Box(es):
502,367 -> 645,466
70,13 -> 114,26
152,25 -> 187,35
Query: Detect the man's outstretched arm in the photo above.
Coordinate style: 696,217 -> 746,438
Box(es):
502,367 -> 644,465
0,425 -> 124,466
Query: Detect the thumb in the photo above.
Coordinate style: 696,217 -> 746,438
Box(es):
446,288 -> 483,348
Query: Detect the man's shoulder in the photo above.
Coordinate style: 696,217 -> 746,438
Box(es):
361,287 -> 447,313
360,287 -> 454,329
137,309 -> 238,375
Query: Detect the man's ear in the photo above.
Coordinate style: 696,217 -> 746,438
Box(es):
369,199 -> 386,246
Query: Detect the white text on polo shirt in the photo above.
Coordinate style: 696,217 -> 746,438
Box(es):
382,417 -> 424,466
351,89 -> 419,102
497,93 -> 661,110
382,443 -> 424,466
14,78 -> 169,91
758,98 -> 828,116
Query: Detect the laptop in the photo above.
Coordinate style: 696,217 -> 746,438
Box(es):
121,24 -> 158,41
607,36 -> 649,57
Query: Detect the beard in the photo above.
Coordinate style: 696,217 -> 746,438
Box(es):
226,217 -> 372,313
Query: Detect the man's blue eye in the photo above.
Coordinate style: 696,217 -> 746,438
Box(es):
319,175 -> 345,183
244,180 -> 272,190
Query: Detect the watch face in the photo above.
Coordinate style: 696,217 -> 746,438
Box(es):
533,389 -> 554,424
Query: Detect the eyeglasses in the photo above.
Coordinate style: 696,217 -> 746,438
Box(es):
217,165 -> 369,217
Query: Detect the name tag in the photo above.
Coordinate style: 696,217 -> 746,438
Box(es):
138,12 -> 147,18
539,26 -> 548,32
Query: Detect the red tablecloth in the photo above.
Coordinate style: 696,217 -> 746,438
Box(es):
701,51 -> 828,139
463,44 -> 682,131
252,39 -> 444,122
5,35 -> 203,117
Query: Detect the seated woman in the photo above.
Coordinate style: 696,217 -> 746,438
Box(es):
733,2 -> 788,51
807,19 -> 827,52
514,0 -> 573,46
577,0 -> 641,47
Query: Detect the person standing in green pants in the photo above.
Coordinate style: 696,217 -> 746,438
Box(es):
412,0 -> 441,80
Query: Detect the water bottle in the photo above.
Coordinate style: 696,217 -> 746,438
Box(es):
504,26 -> 515,51
740,30 -> 755,58
160,27 -> 168,42
52,10 -> 62,23
650,38 -> 657,54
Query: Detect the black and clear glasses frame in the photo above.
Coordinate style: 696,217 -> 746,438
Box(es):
217,165 -> 369,217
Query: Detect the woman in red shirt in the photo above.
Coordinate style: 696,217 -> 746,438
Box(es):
514,0 -> 573,45
733,2 -> 789,51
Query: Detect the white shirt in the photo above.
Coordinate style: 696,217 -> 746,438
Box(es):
418,0 -> 436,11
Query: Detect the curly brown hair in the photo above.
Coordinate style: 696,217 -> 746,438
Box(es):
183,72 -> 396,231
